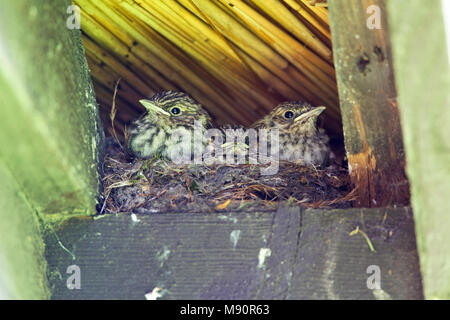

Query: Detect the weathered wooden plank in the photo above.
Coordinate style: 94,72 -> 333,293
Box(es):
45,207 -> 422,299
328,0 -> 410,207
288,208 -> 422,299
0,0 -> 103,218
387,0 -> 450,299
0,161 -> 50,299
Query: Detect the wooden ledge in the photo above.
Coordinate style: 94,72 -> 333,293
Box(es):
46,207 -> 422,299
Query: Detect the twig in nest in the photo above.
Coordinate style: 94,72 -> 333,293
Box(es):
304,187 -> 357,208
99,190 -> 110,215
124,124 -> 129,149
110,78 -> 123,149
216,199 -> 231,210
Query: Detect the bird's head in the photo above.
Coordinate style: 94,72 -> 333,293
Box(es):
125,91 -> 212,159
252,101 -> 326,135
138,91 -> 212,129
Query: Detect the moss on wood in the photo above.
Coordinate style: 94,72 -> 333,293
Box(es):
0,0 -> 104,218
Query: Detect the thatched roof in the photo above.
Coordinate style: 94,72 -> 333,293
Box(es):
76,0 -> 340,137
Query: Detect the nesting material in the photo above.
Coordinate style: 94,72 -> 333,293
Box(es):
100,138 -> 354,214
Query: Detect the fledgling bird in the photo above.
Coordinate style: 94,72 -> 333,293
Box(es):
251,101 -> 330,165
126,91 -> 212,160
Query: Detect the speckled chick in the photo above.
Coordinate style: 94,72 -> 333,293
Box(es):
126,91 -> 212,160
251,101 -> 330,165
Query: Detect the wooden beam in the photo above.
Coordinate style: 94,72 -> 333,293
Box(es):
0,161 -> 50,299
46,207 -> 422,300
328,0 -> 410,207
0,0 -> 103,298
387,0 -> 450,299
0,0 -> 103,218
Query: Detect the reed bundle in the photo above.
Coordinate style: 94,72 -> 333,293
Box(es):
75,0 -> 341,137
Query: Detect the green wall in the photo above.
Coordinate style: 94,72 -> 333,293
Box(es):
0,162 -> 50,299
0,0 -> 103,298
388,0 -> 450,299
0,0 -> 103,218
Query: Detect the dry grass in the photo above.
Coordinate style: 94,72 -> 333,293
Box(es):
99,138 -> 353,214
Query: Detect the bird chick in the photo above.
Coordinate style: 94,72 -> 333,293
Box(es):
126,91 -> 212,160
251,101 -> 330,165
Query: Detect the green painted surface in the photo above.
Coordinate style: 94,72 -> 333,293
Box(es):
0,0 -> 103,218
0,161 -> 50,299
45,208 -> 422,300
387,0 -> 450,299
0,0 -> 103,299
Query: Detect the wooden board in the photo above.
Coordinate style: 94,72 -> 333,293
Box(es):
0,161 -> 50,299
328,0 -> 410,207
45,207 -> 423,299
0,0 -> 103,298
0,0 -> 103,219
387,0 -> 450,299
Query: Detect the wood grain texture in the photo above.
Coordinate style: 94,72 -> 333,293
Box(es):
45,207 -> 422,300
328,0 -> 410,207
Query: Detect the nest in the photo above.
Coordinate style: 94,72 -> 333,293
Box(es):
99,138 -> 354,214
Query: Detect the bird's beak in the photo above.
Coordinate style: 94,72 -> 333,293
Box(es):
294,106 -> 326,123
139,99 -> 170,116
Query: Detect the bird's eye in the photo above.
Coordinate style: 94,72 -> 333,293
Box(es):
170,107 -> 181,115
284,111 -> 294,119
